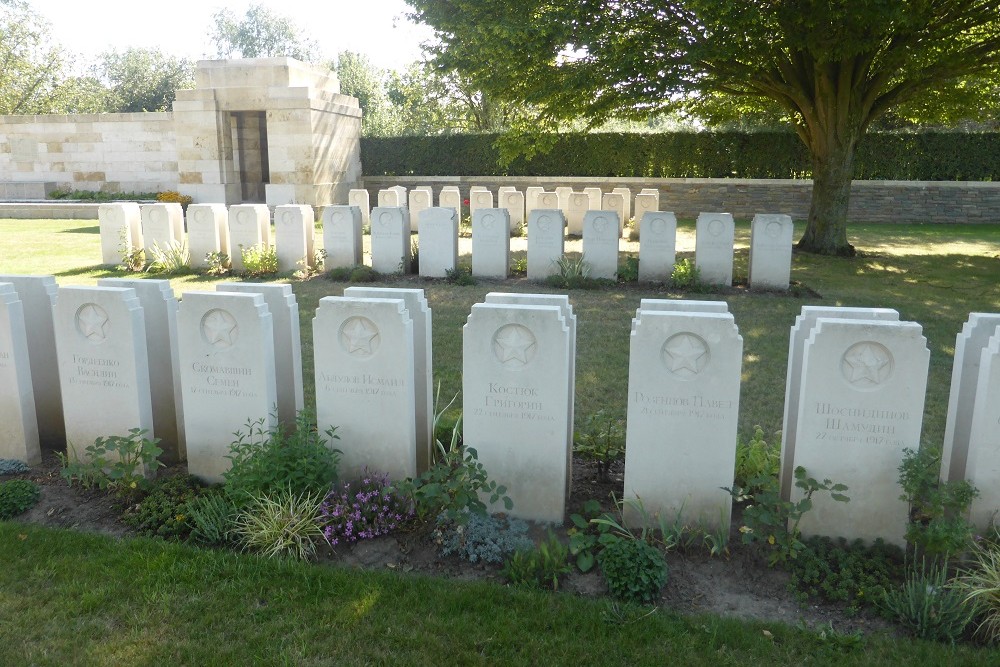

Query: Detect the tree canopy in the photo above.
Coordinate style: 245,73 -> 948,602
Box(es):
95,48 -> 194,113
407,0 -> 1000,254
210,3 -> 320,61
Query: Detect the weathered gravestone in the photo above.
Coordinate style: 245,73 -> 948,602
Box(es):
469,189 -> 494,219
418,207 -> 458,278
347,188 -> 370,226
749,214 -> 794,290
378,188 -> 402,208
966,327 -> 1000,528
624,309 -> 742,530
97,278 -> 185,461
0,275 -> 64,446
779,306 -> 900,500
408,188 -> 433,231
633,192 -> 658,229
98,203 -> 142,265
438,186 -> 462,217
314,297 -> 417,481
141,203 -> 184,258
322,206 -> 363,269
345,287 -> 433,474
566,192 -> 590,236
582,210 -> 619,280
583,187 -> 603,210
463,302 -> 572,522
695,213 -> 735,286
499,189 -> 525,235
0,284 -> 39,464
791,319 -> 929,546
525,186 -> 543,214
527,210 -> 566,280
370,207 -> 411,274
638,212 -> 677,281
602,192 -> 627,237
472,208 -> 511,278
228,204 -> 270,273
274,205 -> 315,273
186,204 -> 229,270
177,291 -> 277,482
54,286 -> 154,464
217,283 -> 303,430
941,313 -> 1000,483
612,187 -> 632,223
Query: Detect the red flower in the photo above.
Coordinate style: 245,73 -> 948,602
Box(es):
463,199 -> 470,206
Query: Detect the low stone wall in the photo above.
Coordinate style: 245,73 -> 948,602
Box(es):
361,176 -> 1000,224
0,203 -> 102,219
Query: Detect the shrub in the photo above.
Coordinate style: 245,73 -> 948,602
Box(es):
146,240 -> 191,274
573,410 -> 625,483
186,490 -> 239,547
204,251 -> 230,276
326,264 -> 379,282
544,254 -> 594,289
898,446 -> 978,559
59,428 -> 164,499
598,539 -> 668,604
617,254 -> 639,283
445,264 -> 476,285
239,244 -> 278,277
122,474 -> 205,540
734,426 -> 780,493
788,536 -> 902,614
437,511 -> 533,564
881,559 -> 975,643
670,258 -> 704,289
320,471 -> 411,547
116,227 -> 144,273
224,411 -> 341,502
156,191 -> 193,207
233,487 -> 324,561
956,538 -> 1000,644
0,458 -> 30,476
0,479 -> 40,519
503,532 -> 574,590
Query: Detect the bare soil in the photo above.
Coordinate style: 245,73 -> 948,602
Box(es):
8,450 -> 892,635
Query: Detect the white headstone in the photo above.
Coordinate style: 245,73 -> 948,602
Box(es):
370,207 -> 412,274
177,291 -> 277,483
779,306 -> 900,500
408,188 -> 433,232
0,275 -> 63,446
498,186 -> 516,195
417,207 -> 458,278
499,190 -> 525,235
140,203 -> 183,257
749,214 -> 794,290
602,192 -> 627,236
941,313 -> 1000,483
966,327 -> 1000,529
612,188 -> 632,220
54,286 -> 154,464
344,287 -> 433,475
792,319 -> 929,546
216,283 -> 303,430
624,310 -> 743,530
274,205 -> 314,272
555,187 -> 573,221
348,189 -> 371,226
583,187 -> 603,210
582,210 -> 619,280
186,204 -> 229,270
469,189 -> 494,219
638,212 -> 677,281
322,206 -> 364,269
525,186 -> 544,213
97,278 -> 185,462
566,192 -> 590,236
472,208 -> 511,278
98,203 -> 142,265
636,299 -> 729,319
228,204 -> 271,273
378,188 -> 402,208
390,186 -> 407,207
0,284 -> 39,464
695,213 -> 735,286
439,186 -> 462,218
463,302 -> 572,522
314,296 -> 417,481
634,192 -> 658,227
527,210 -> 566,279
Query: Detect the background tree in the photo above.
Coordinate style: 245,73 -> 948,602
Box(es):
406,0 -> 1000,255
334,51 -> 402,137
210,3 -> 320,61
95,48 -> 194,113
0,1 -> 81,114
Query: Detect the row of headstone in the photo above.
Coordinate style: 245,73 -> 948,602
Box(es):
98,203 -> 318,274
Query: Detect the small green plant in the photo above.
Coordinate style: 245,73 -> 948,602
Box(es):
321,470 -> 412,546
239,243 -> 278,277
671,258 -> 704,289
898,446 -> 979,559
729,466 -> 850,566
956,538 -> 1000,644
116,227 -> 145,272
409,239 -> 419,274
326,264 -> 379,282
294,248 -> 327,279
568,499 -> 610,572
186,490 -> 239,547
788,536 -> 902,614
0,458 -> 30,476
598,538 -> 668,604
224,411 -> 341,502
233,486 -> 325,561
122,474 -> 205,540
146,240 -> 191,274
0,479 -> 41,519
573,410 -> 625,483
204,251 -> 230,276
734,426 -> 780,493
544,253 -> 593,289
881,558 -> 976,642
503,532 -> 574,590
617,254 -> 639,282
437,511 -> 533,563
59,428 -> 164,498
445,264 -> 476,285
511,257 -> 528,275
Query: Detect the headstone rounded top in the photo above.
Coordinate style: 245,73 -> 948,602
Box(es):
765,221 -> 782,237
76,303 -> 109,344
201,308 -> 238,348
492,324 -> 537,368
340,316 -> 380,357
378,211 -> 392,226
237,210 -> 251,225
194,209 -> 209,224
841,341 -> 893,389
708,219 -> 724,236
660,332 -> 710,380
281,211 -> 294,225
151,208 -> 167,224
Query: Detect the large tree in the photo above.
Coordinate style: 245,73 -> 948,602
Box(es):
0,1 -> 80,114
96,48 -> 194,113
406,1 -> 1000,255
210,3 -> 320,62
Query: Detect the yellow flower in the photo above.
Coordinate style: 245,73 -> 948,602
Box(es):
767,535 -> 775,545
130,481 -> 137,489
175,514 -> 186,522
739,525 -> 753,534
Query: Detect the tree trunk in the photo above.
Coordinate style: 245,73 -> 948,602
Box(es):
797,137 -> 858,256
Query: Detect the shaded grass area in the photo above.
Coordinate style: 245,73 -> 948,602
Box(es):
0,522 -> 990,666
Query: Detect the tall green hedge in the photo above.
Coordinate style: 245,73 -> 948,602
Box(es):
360,132 -> 1000,180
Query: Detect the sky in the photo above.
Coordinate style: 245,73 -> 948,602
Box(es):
32,0 -> 434,72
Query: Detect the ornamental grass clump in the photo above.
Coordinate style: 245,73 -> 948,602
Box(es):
320,471 -> 411,546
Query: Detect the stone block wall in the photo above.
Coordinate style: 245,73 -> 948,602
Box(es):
0,113 -> 178,193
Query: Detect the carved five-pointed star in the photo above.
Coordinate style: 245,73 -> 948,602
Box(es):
845,343 -> 889,384
664,334 -> 708,374
495,325 -> 536,364
342,317 -> 378,354
203,310 -> 236,347
78,305 -> 108,341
